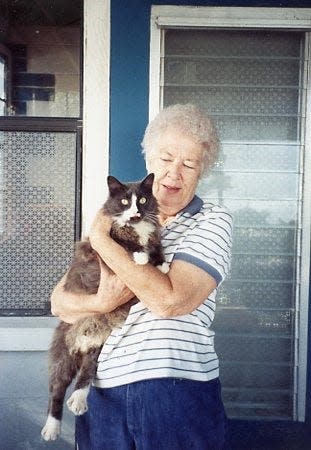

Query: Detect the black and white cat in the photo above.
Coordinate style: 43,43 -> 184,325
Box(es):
41,173 -> 168,441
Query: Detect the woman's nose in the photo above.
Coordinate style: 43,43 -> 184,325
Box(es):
168,161 -> 181,179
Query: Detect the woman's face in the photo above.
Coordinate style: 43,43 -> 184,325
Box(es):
147,127 -> 204,218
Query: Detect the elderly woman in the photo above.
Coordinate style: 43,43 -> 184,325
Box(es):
52,104 -> 232,450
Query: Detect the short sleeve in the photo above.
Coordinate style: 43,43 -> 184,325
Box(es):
173,205 -> 233,285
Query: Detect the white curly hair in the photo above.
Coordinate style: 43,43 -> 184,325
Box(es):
141,103 -> 219,177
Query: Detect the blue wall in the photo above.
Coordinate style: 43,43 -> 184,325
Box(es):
109,0 -> 311,181
109,1 -> 311,447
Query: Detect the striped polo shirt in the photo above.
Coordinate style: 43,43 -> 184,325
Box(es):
94,195 -> 233,388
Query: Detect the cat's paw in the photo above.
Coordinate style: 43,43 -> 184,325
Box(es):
41,415 -> 61,441
67,387 -> 89,415
133,251 -> 149,265
157,262 -> 170,274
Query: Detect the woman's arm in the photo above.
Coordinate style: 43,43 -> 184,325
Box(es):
89,213 -> 218,318
51,261 -> 134,323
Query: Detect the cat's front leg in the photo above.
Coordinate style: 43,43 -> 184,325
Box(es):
148,243 -> 169,274
133,250 -> 169,272
157,261 -> 170,274
133,251 -> 149,265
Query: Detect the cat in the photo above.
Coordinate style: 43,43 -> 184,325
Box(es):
41,173 -> 169,441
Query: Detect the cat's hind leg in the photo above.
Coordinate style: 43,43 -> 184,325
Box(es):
42,369 -> 77,440
41,356 -> 77,440
149,244 -> 170,273
41,328 -> 77,441
41,415 -> 61,441
67,347 -> 101,415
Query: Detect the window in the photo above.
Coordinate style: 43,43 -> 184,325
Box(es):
0,0 -> 82,316
0,0 -> 81,118
150,6 -> 311,421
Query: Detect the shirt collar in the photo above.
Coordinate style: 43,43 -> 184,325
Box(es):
178,195 -> 203,217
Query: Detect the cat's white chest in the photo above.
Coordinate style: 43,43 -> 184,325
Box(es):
131,221 -> 155,246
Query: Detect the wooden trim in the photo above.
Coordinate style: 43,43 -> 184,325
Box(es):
82,0 -> 110,235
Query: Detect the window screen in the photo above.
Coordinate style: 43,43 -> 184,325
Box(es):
162,29 -> 306,420
0,132 -> 77,315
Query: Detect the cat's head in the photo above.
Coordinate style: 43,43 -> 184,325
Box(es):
104,173 -> 159,225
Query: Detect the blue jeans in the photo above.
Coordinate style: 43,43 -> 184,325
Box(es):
76,378 -> 230,450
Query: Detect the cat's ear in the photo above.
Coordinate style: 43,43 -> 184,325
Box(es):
107,176 -> 125,195
141,173 -> 154,191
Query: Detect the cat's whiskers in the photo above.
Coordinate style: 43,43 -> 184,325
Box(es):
145,212 -> 159,225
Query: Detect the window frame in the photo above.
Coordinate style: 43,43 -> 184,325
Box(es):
0,0 -> 111,351
0,43 -> 12,116
149,5 -> 311,422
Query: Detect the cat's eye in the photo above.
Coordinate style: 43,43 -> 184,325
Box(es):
139,197 -> 147,205
121,198 -> 129,205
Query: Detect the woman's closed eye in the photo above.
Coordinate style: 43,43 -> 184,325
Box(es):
184,163 -> 196,169
160,157 -> 172,162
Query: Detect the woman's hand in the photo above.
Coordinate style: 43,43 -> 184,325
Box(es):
96,258 -> 134,311
50,273 -> 89,324
51,261 -> 134,324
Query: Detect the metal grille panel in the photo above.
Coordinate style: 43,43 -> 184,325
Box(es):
0,131 -> 76,313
